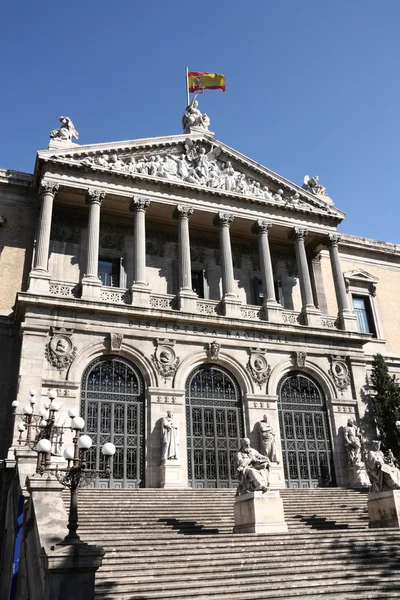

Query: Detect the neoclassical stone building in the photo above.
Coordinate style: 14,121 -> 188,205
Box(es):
1,115 -> 400,490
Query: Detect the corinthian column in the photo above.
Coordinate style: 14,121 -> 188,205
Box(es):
29,180 -> 59,292
325,233 -> 358,332
81,188 -> 106,299
130,196 -> 151,307
213,212 -> 241,317
251,220 -> 282,322
173,205 -> 197,312
288,227 -> 320,327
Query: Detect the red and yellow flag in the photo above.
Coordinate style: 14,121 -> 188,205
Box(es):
188,72 -> 226,93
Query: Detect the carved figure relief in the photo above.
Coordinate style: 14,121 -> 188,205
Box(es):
110,332 -> 124,352
330,355 -> 350,392
247,349 -> 271,389
207,341 -> 220,361
100,225 -> 125,251
292,351 -> 307,368
45,329 -> 77,371
152,339 -> 180,383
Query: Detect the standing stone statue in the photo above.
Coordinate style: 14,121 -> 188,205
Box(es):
161,410 -> 179,461
343,418 -> 363,465
235,438 -> 270,496
365,440 -> 400,493
50,116 -> 79,143
256,415 -> 279,463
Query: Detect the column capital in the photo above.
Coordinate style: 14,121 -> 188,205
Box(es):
173,205 -> 194,220
324,233 -> 342,247
251,220 -> 272,236
86,188 -> 106,205
130,196 -> 150,213
288,227 -> 308,242
213,212 -> 234,228
39,180 -> 59,196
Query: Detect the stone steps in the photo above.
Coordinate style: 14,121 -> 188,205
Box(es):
68,487 -> 400,599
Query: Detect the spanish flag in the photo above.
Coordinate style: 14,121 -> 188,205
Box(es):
188,72 -> 226,93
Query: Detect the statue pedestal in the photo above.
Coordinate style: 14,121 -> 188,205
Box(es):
233,491 -> 288,534
348,463 -> 370,488
368,490 -> 400,528
160,460 -> 185,489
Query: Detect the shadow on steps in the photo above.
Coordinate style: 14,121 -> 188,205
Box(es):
157,517 -> 222,535
292,514 -> 350,530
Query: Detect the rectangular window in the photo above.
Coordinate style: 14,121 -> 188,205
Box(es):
98,259 -> 120,287
253,278 -> 283,306
191,270 -> 205,299
352,295 -> 376,336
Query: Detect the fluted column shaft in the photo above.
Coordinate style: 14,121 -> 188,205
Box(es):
33,181 -> 59,272
130,197 -> 150,286
213,212 -> 235,297
289,228 -> 315,309
84,189 -> 105,279
325,234 -> 351,313
252,220 -> 276,302
173,205 -> 194,291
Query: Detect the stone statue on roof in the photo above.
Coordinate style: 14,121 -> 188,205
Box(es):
303,175 -> 327,196
50,116 -> 79,143
182,97 -> 210,133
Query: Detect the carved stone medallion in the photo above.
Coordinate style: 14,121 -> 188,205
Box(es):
152,339 -> 180,383
45,328 -> 77,371
329,355 -> 350,393
247,349 -> 271,389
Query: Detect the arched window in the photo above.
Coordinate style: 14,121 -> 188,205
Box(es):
278,372 -> 334,488
186,364 -> 244,488
81,355 -> 145,488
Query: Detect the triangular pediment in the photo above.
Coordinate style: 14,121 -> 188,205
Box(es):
37,133 -> 344,222
343,269 -> 379,284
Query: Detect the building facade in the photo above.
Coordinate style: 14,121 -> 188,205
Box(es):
2,117 -> 400,490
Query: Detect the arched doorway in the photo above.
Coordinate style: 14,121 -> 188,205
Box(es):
81,355 -> 145,488
186,364 -> 244,488
278,372 -> 334,488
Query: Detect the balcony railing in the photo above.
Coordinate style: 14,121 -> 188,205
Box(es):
49,281 -> 81,298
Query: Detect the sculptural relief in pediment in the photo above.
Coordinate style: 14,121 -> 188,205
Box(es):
69,140 -> 314,207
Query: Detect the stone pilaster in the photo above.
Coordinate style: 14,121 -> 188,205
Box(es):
130,196 -> 151,307
28,180 -> 59,293
81,188 -> 106,299
173,205 -> 197,312
213,212 -> 241,317
288,227 -> 321,327
325,234 -> 358,332
252,220 -> 282,323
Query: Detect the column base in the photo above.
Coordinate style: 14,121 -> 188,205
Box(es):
339,310 -> 359,332
301,307 -> 321,327
28,270 -> 51,293
234,491 -> 288,534
221,295 -> 242,318
368,490 -> 400,528
347,463 -> 371,488
160,459 -> 185,488
131,284 -> 151,307
176,290 -> 198,312
263,300 -> 283,323
268,463 -> 285,489
81,276 -> 102,299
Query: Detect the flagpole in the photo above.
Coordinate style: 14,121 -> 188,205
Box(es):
185,67 -> 190,106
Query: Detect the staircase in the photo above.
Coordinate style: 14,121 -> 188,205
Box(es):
73,488 -> 400,599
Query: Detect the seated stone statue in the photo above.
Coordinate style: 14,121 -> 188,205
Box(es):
235,437 -> 270,496
365,440 -> 400,493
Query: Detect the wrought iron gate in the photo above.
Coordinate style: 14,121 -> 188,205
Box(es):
278,372 -> 333,488
186,364 -> 244,488
81,356 -> 145,488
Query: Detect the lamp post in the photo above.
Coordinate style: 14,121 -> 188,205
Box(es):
36,414 -> 116,544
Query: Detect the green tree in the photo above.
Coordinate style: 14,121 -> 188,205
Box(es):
370,353 -> 400,457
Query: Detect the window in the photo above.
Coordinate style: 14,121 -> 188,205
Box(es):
253,278 -> 282,306
98,258 -> 120,287
352,295 -> 376,336
191,270 -> 205,298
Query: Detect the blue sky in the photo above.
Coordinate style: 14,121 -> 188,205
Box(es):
2,1 -> 399,243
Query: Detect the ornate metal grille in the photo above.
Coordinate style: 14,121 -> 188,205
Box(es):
278,372 -> 334,488
81,356 -> 145,488
186,364 -> 243,488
